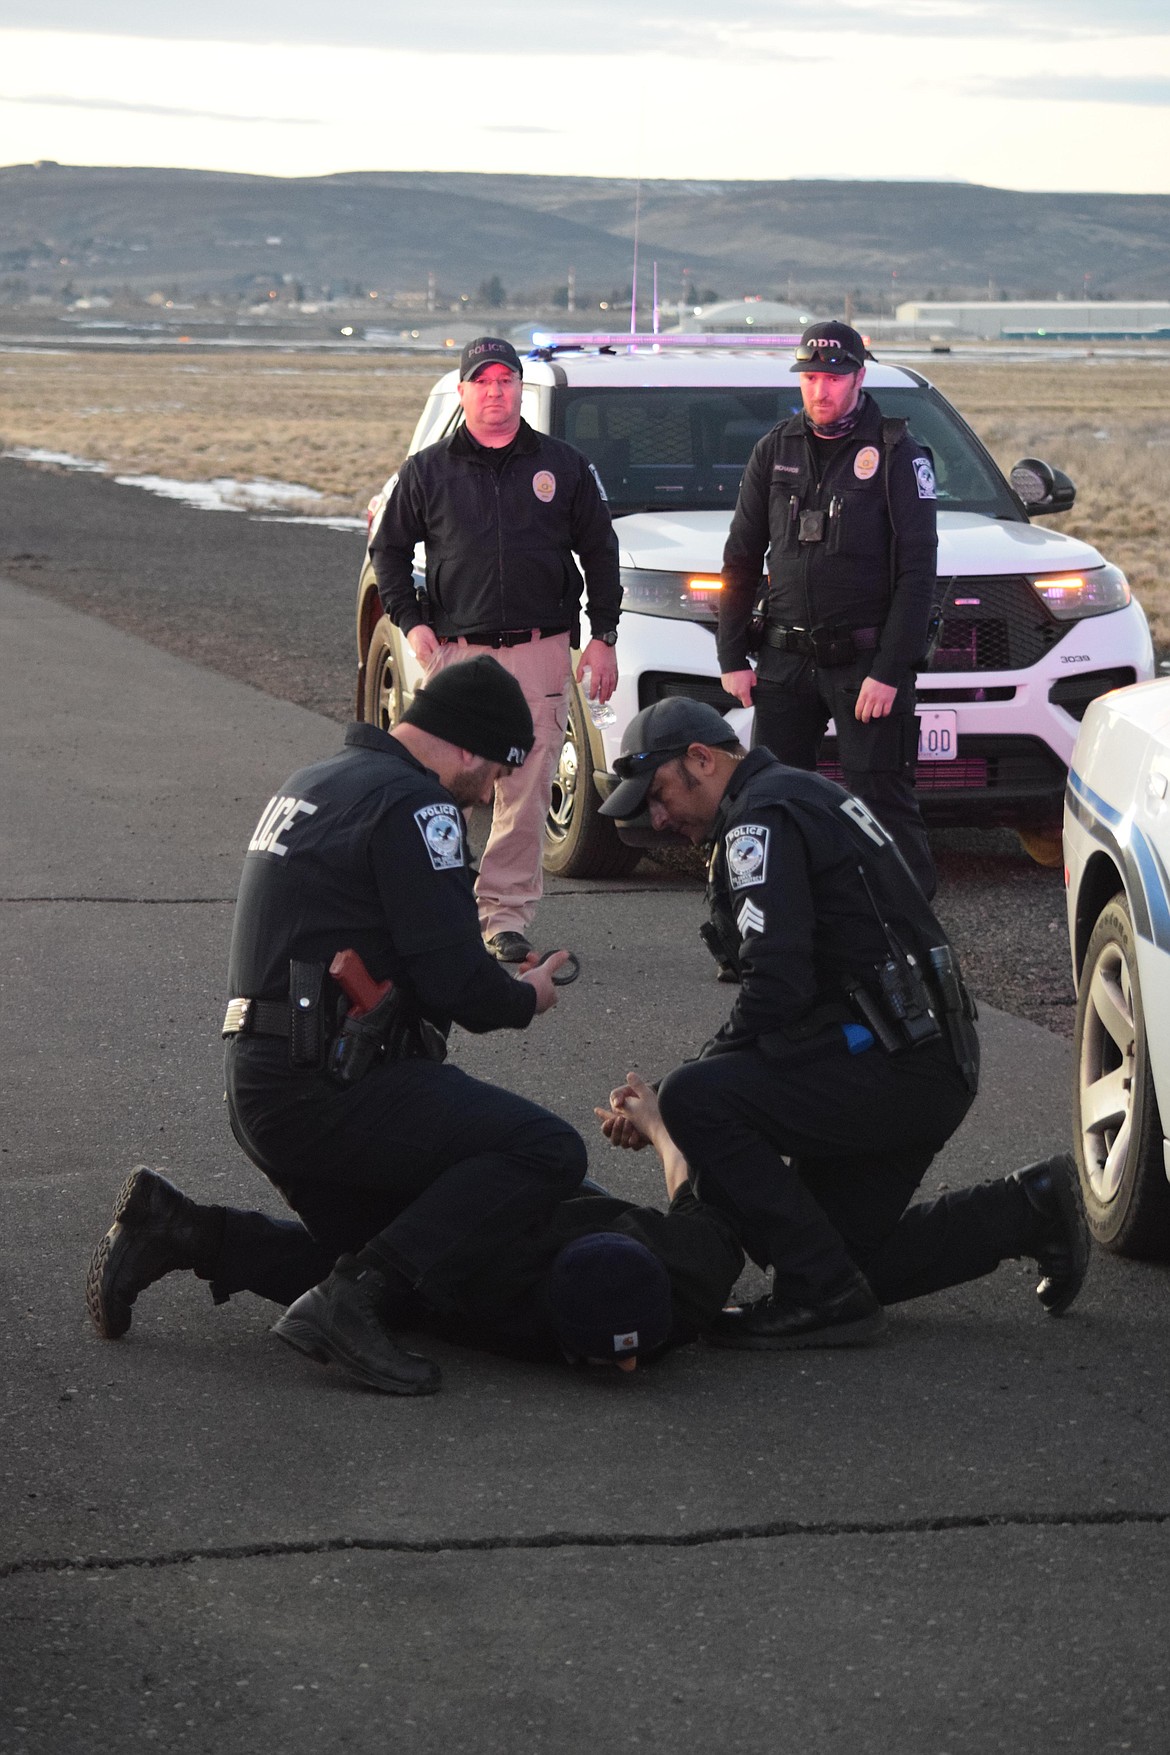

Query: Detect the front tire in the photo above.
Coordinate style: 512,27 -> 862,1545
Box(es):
1073,894 -> 1170,1257
363,618 -> 404,731
1017,824 -> 1064,867
543,684 -> 642,879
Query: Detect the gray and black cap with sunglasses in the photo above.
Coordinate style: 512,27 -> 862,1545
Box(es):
790,319 -> 873,376
599,698 -> 741,820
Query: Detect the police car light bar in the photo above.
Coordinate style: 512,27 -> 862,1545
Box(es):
529,332 -> 804,351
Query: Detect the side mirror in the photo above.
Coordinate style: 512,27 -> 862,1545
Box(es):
1010,457 -> 1076,516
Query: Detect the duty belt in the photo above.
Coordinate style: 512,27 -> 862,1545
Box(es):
439,625 -> 570,650
222,997 -> 291,1039
762,623 -> 880,655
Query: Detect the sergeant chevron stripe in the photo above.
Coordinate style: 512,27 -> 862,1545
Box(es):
737,898 -> 766,938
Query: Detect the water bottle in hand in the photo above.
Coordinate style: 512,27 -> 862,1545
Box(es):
580,666 -> 616,728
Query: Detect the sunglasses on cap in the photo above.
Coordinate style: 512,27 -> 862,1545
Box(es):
611,745 -> 690,780
793,341 -> 864,370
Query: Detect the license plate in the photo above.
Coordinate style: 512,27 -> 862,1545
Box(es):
917,709 -> 957,762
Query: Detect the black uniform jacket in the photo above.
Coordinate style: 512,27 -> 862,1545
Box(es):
699,749 -> 973,1076
369,418 -> 622,642
428,1184 -> 745,1363
718,394 -> 938,688
228,724 -> 535,1036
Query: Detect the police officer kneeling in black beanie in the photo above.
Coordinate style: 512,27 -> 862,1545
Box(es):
86,656 -> 592,1396
598,697 -> 1090,1347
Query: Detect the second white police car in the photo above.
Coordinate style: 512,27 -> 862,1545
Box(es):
355,335 -> 1153,878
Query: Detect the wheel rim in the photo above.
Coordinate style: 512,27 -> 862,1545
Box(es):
546,712 -> 580,847
372,642 -> 398,731
1078,938 -> 1138,1206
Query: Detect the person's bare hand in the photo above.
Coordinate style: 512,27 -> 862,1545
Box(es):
407,625 -> 441,664
594,1070 -> 659,1151
720,668 -> 756,710
576,639 -> 618,702
855,676 -> 897,721
518,950 -> 570,1014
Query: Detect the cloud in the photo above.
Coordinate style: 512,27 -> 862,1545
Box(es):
973,75 -> 1170,106
0,92 -> 320,125
4,0 -> 1168,51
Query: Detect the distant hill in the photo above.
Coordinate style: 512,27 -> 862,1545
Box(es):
3,163 -> 1169,306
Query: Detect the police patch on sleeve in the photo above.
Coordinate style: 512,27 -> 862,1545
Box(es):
913,456 -> 937,500
413,803 -> 465,870
726,824 -> 769,891
588,461 -> 609,502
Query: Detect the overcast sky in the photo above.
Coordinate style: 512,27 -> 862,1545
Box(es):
2,2 -> 1168,192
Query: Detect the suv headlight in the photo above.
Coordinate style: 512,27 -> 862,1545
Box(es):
1028,563 -> 1131,621
621,568 -> 725,621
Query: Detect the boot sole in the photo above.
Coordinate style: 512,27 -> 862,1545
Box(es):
709,1307 -> 888,1351
270,1314 -> 440,1395
1038,1152 -> 1091,1317
84,1166 -> 158,1340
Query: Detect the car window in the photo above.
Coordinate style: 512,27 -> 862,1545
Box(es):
554,382 -> 1021,518
866,386 -> 1020,518
556,387 -> 799,512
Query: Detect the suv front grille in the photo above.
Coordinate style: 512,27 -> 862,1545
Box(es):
928,576 -> 1064,673
820,734 -> 1066,809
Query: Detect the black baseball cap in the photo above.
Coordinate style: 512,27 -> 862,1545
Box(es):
599,697 -> 740,820
459,336 -> 522,381
790,320 -> 871,376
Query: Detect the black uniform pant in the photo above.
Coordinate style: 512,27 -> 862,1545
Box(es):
221,1038 -> 585,1312
657,1034 -> 1028,1307
752,654 -> 936,899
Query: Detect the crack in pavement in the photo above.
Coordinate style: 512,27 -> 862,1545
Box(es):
4,1508 -> 1168,1581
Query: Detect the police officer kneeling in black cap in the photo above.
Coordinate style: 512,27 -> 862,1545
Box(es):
86,657 -> 591,1396
598,698 -> 1090,1348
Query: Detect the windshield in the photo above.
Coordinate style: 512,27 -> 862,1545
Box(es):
554,382 -> 1021,519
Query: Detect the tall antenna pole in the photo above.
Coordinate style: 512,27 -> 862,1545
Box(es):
629,180 -> 641,336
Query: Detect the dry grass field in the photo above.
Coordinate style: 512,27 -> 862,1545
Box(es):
3,345 -> 1168,643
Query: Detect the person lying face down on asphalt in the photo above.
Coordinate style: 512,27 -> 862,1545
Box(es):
85,1068 -> 746,1380
595,696 -> 1090,1349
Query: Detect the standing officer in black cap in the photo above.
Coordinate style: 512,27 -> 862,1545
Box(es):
86,657 -> 587,1397
598,697 -> 1089,1348
718,319 -> 939,896
370,335 -> 622,964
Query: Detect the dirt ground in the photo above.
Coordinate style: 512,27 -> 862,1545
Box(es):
2,345 -> 1167,641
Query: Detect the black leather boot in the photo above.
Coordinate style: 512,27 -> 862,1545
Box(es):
708,1270 -> 886,1350
1013,1152 -> 1090,1316
271,1257 -> 441,1395
86,1166 -> 223,1340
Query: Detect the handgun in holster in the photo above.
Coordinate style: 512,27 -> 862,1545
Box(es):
927,943 -> 980,1095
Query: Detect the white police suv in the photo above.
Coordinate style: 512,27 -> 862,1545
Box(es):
1065,677 -> 1170,1259
356,336 -> 1153,879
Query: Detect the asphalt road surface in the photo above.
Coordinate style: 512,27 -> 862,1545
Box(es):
3,571 -> 1169,1753
0,454 -> 1074,1033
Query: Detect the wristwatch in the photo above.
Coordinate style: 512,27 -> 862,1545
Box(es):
595,629 -> 619,646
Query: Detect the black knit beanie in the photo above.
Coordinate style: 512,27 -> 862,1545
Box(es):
546,1232 -> 674,1364
401,655 -> 534,766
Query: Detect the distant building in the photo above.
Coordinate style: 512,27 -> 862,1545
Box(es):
894,299 -> 1170,341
